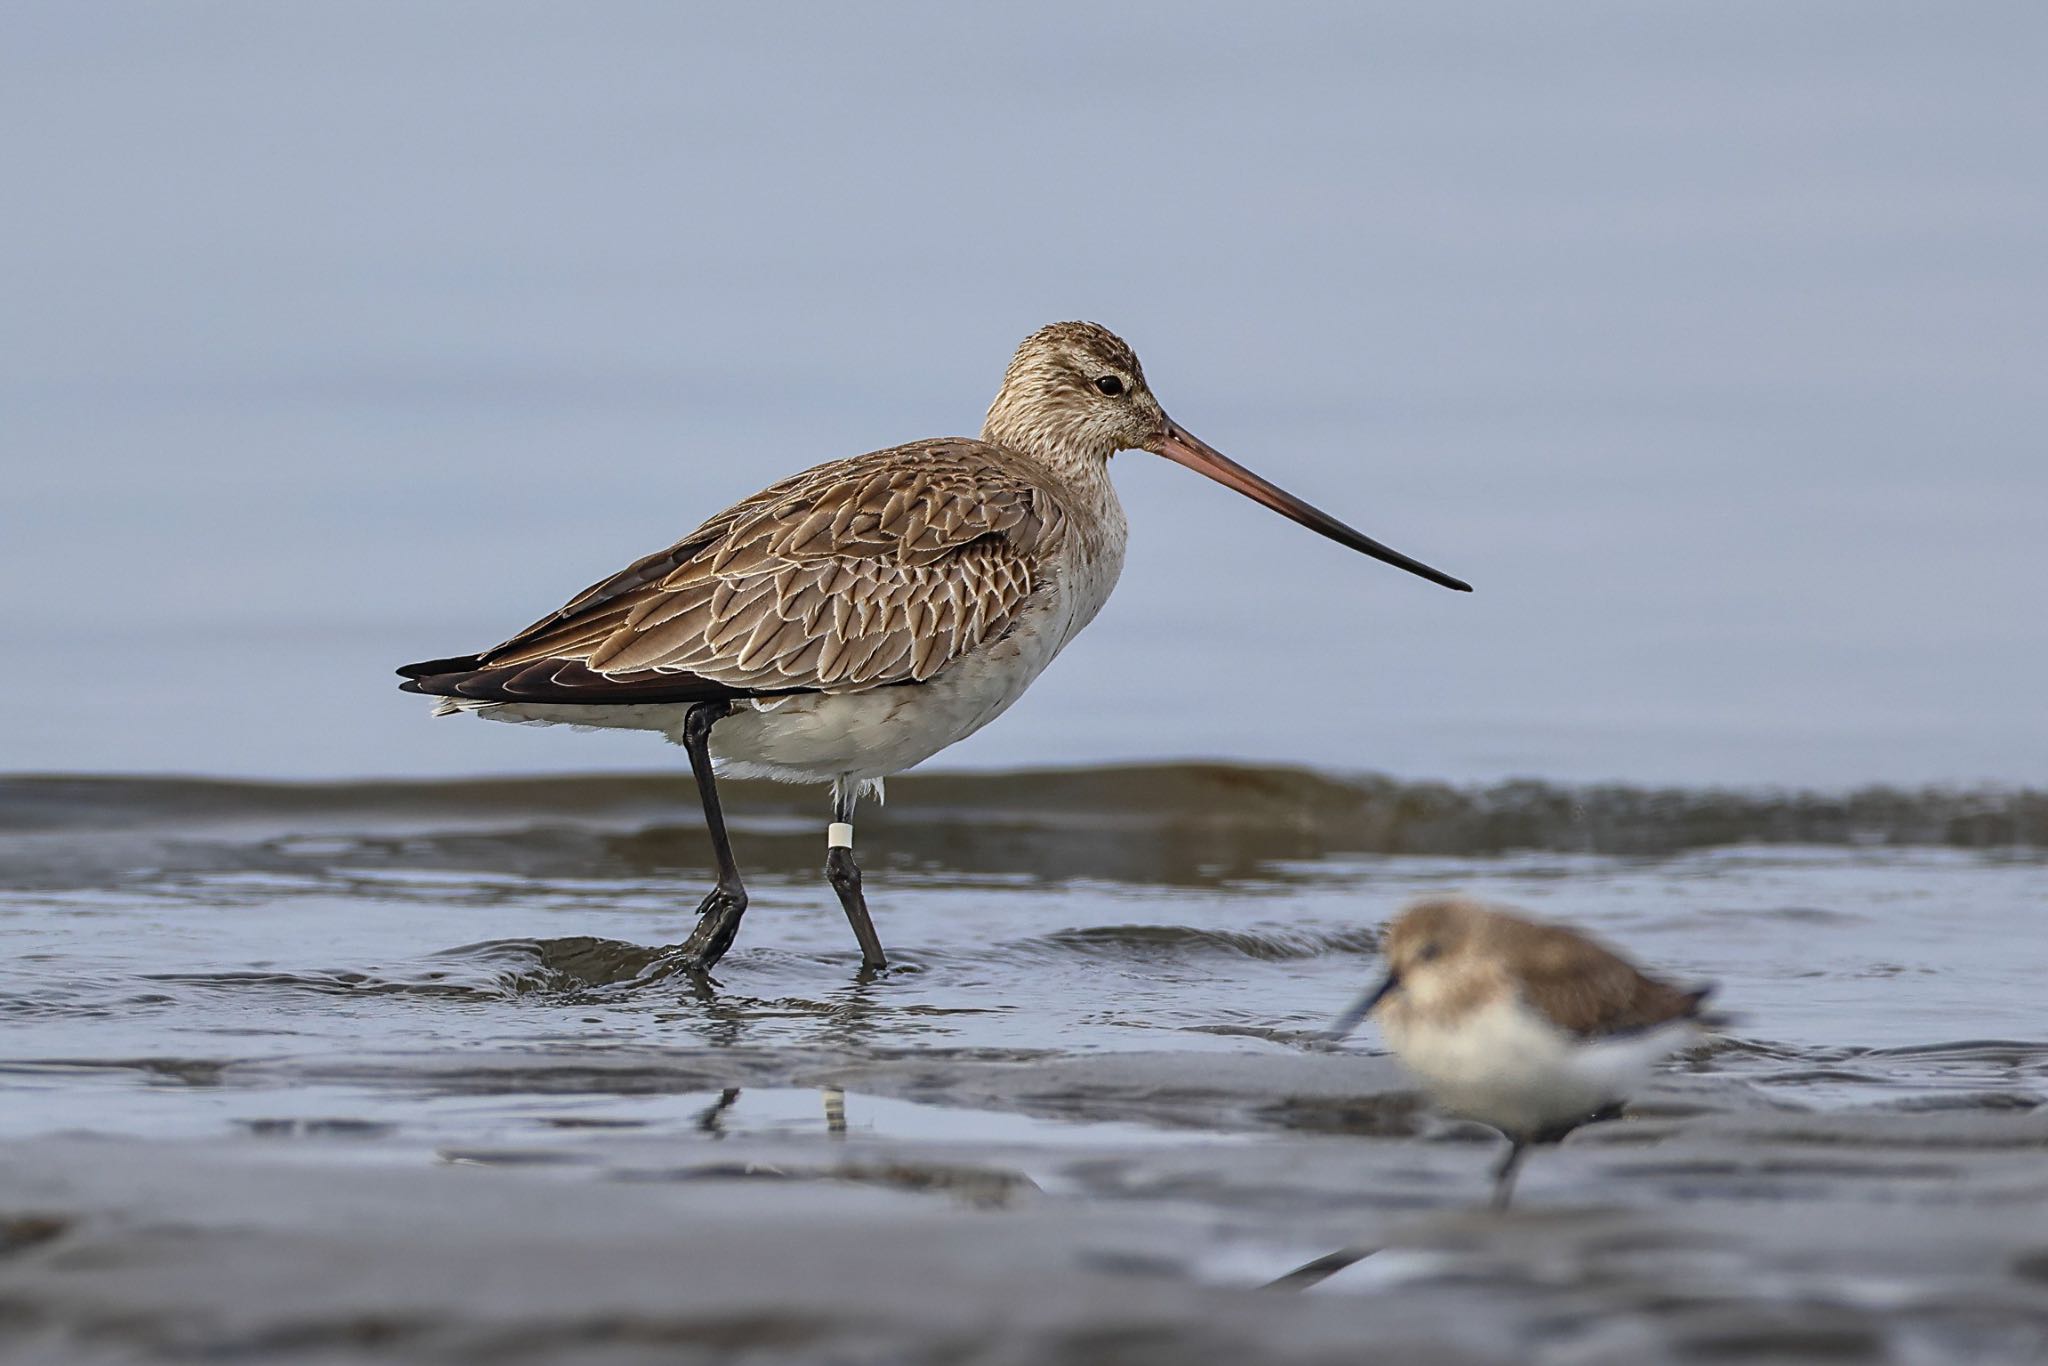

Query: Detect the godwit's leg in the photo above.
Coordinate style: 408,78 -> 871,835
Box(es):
825,779 -> 887,969
675,700 -> 748,969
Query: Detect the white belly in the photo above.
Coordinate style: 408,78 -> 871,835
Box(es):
708,602 -> 1072,784
1383,998 -> 1695,1136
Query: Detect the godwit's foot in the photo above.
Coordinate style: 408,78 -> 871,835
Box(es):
675,883 -> 748,970
825,847 -> 887,969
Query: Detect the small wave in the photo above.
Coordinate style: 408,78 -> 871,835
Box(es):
144,968 -> 512,1000
1856,1039 -> 2048,1063
5,767 -> 2042,856
142,937 -> 700,1003
1014,923 -> 1380,961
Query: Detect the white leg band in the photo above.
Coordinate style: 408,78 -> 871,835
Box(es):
828,822 -> 854,849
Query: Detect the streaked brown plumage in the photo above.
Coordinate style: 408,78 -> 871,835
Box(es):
401,442 -> 1066,707
401,321 -> 1471,974
1379,895 -> 1708,1040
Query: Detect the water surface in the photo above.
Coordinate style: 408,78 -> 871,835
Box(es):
4,767 -> 2046,1361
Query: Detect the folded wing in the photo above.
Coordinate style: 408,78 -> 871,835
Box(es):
399,440 -> 1064,706
1505,922 -> 1714,1040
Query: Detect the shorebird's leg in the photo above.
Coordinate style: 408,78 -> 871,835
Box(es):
1490,1137 -> 1529,1211
825,778 -> 887,969
674,700 -> 747,969
1263,1246 -> 1379,1291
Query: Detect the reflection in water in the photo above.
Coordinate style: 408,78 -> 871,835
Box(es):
823,1086 -> 847,1137
687,1088 -> 847,1140
694,1087 -> 741,1136
3,767 -> 2045,1163
5,777 -> 2047,1366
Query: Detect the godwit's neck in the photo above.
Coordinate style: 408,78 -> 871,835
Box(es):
982,394 -> 1119,485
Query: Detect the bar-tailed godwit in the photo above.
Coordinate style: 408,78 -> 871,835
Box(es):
1327,896 -> 1715,1208
401,323 -> 1470,972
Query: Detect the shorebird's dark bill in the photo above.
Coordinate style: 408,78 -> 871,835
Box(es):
1324,972 -> 1398,1041
1157,419 -> 1472,592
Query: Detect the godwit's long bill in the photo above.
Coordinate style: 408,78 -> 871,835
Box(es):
399,323 -> 1470,973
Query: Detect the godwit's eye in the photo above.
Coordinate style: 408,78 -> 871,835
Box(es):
1416,942 -> 1443,963
1093,375 -> 1125,397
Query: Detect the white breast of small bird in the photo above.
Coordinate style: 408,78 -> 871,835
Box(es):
1384,996 -> 1697,1137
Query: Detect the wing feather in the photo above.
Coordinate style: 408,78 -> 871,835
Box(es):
399,439 -> 1065,706
1500,920 -> 1710,1039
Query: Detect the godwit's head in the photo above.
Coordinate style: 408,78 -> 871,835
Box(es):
983,321 -> 1471,592
983,321 -> 1164,470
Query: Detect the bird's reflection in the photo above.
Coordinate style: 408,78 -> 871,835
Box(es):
644,952 -> 908,1051
822,1085 -> 847,1137
693,1087 -> 741,1136
683,1086 -> 853,1140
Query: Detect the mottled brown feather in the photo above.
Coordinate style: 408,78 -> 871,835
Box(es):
400,439 -> 1068,705
1384,896 -> 1710,1040
1486,916 -> 1706,1038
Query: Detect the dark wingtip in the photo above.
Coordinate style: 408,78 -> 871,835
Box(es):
394,655 -> 772,707
397,655 -> 483,681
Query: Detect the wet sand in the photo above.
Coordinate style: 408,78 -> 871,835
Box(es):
5,1055 -> 2048,1363
3,767 -> 2046,1362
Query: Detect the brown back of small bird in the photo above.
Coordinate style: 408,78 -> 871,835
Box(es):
1394,896 -> 1711,1040
1489,914 -> 1706,1038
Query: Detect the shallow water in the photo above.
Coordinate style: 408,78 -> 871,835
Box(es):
5,768 -> 2043,1072
3,767 -> 2046,1362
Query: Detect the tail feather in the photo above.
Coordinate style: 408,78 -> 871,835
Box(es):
1683,982 -> 1740,1031
397,654 -> 485,681
397,653 -> 787,707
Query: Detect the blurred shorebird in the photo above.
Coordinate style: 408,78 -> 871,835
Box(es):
1328,896 -> 1715,1209
400,323 -> 1470,972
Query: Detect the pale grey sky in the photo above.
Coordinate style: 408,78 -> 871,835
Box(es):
3,3 -> 2043,783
